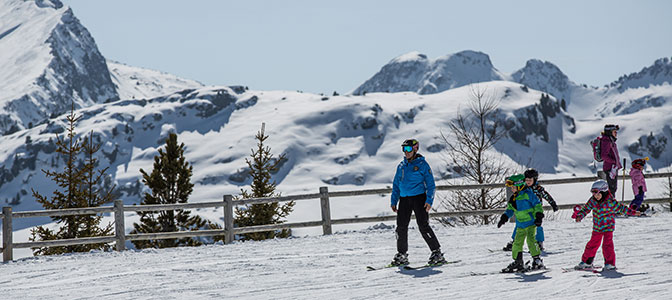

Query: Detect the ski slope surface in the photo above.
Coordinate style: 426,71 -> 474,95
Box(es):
1,210 -> 670,299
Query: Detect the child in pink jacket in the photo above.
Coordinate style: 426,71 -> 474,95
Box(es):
629,158 -> 648,211
573,180 -> 640,270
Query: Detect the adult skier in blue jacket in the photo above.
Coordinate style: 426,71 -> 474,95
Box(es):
389,139 -> 446,266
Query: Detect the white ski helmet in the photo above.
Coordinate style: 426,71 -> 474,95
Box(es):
590,180 -> 609,192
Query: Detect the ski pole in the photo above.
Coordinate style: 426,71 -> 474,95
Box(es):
621,158 -> 626,202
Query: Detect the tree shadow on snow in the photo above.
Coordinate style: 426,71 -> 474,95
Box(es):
398,267 -> 443,278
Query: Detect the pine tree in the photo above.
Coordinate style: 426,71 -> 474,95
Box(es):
30,107 -> 113,255
130,133 -> 208,248
235,123 -> 294,241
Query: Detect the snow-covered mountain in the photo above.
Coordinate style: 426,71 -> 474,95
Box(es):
352,51 -> 509,95
512,59 -> 578,104
0,0 -> 202,136
0,0 -> 117,134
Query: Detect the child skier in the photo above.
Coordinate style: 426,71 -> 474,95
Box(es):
503,168 -> 558,251
629,158 -> 649,212
497,174 -> 545,273
573,180 -> 640,270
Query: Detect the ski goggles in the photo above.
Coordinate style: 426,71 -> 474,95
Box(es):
590,189 -> 600,194
402,146 -> 414,152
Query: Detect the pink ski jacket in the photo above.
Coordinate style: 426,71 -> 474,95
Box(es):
630,167 -> 647,195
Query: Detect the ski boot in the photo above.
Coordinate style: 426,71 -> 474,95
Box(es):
428,249 -> 447,266
502,240 -> 513,251
531,256 -> 545,270
502,259 -> 526,273
574,261 -> 593,270
638,204 -> 650,213
536,241 -> 544,252
603,264 -> 617,271
390,252 -> 409,266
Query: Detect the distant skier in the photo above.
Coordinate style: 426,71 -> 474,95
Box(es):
629,158 -> 649,212
503,168 -> 558,251
497,174 -> 545,273
389,138 -> 446,266
600,124 -> 622,194
573,180 -> 640,271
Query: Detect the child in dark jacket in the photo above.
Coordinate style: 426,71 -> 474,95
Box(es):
573,180 -> 640,270
629,158 -> 648,212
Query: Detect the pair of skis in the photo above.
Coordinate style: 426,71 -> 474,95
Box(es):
366,260 -> 462,271
561,265 -> 616,273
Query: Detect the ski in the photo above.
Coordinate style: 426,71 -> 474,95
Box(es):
469,266 -> 549,277
366,264 -> 404,271
561,265 -> 602,273
402,260 -> 462,270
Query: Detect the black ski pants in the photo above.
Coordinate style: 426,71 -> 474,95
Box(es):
606,173 -> 618,195
396,193 -> 441,254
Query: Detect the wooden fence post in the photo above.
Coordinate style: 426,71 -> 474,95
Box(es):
223,195 -> 234,244
3,207 -> 13,262
114,200 -> 126,251
319,186 -> 332,235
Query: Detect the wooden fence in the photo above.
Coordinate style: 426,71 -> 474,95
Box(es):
2,172 -> 671,262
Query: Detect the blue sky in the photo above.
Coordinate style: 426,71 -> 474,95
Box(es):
63,0 -> 672,94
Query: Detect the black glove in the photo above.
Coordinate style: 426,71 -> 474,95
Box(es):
497,214 -> 508,228
638,186 -> 644,195
548,200 -> 558,212
534,212 -> 544,227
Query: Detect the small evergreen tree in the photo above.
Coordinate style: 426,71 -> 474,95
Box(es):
235,123 -> 294,241
30,108 -> 113,256
130,133 -> 208,248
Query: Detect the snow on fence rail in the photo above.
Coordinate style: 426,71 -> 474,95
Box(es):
2,172 -> 671,262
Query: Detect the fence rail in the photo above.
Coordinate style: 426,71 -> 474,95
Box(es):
2,172 -> 671,262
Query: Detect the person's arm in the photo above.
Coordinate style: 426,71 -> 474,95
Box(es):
391,165 -> 402,212
575,199 -> 594,221
536,186 -> 558,211
423,162 -> 436,212
616,201 -> 640,216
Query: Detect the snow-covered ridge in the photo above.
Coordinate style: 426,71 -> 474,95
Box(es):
609,57 -> 672,91
352,50 -> 508,95
108,60 -> 205,101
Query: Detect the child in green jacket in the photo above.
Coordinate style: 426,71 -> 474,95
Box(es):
497,174 -> 545,272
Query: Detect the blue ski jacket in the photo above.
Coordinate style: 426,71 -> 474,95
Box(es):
504,187 -> 543,229
391,154 -> 436,206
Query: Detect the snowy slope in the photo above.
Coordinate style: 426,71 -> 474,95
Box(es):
108,60 -> 205,100
1,210 -> 671,299
0,82 -> 572,227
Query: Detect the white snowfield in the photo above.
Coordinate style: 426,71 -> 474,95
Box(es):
1,210 -> 670,299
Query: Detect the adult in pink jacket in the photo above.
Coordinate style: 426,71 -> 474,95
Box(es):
600,124 -> 621,194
